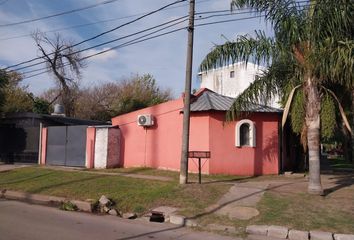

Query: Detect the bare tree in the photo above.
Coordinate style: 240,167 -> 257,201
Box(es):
32,31 -> 85,116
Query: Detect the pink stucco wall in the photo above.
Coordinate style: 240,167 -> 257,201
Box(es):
208,112 -> 280,176
189,112 -> 210,173
112,99 -> 185,171
85,127 -> 96,169
112,97 -> 280,176
40,127 -> 47,165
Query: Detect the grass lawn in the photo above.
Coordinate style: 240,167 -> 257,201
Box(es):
88,167 -> 243,183
1,166 -> 353,235
252,191 -> 354,234
198,189 -> 354,235
0,166 -> 231,215
196,174 -> 354,235
327,156 -> 354,170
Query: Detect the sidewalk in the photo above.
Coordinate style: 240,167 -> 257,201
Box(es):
42,165 -> 174,182
205,177 -> 307,221
0,163 -> 34,172
0,163 -> 174,181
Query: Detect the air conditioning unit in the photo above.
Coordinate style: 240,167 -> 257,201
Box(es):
137,114 -> 154,126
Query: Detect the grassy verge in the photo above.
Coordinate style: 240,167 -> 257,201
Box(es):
0,166 -> 231,215
327,157 -> 354,170
196,181 -> 354,235
252,192 -> 354,233
88,167 -> 243,183
1,166 -> 353,235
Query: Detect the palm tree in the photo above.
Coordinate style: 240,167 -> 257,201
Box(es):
200,0 -> 353,195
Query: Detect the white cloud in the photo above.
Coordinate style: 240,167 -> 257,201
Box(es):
0,0 -> 271,97
83,48 -> 118,61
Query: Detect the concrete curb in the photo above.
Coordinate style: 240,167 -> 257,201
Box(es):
0,189 -> 92,212
246,225 -> 354,240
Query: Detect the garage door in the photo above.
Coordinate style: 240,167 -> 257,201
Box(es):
46,126 -> 87,167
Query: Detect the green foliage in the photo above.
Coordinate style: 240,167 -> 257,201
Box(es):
290,90 -> 305,135
320,94 -> 336,140
73,74 -> 172,121
0,167 -> 231,218
133,205 -> 146,214
2,85 -> 33,113
0,71 -> 32,113
33,97 -> 51,114
112,74 -> 169,116
200,31 -> 275,72
0,69 -> 9,109
60,201 -> 78,211
199,0 -> 353,139
0,70 -> 51,114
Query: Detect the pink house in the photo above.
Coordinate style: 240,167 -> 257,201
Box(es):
111,88 -> 282,176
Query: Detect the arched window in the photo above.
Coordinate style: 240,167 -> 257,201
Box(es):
235,119 -> 256,147
240,123 -> 250,146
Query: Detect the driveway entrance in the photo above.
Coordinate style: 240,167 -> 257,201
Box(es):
46,126 -> 87,167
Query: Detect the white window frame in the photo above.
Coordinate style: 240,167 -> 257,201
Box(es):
235,119 -> 256,147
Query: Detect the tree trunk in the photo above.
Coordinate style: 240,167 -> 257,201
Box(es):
62,87 -> 74,117
53,70 -> 74,117
305,76 -> 323,195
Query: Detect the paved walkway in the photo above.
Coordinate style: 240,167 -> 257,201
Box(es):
0,164 -> 174,182
210,181 -> 269,220
0,163 -> 33,172
42,165 -> 174,182
205,176 -> 309,221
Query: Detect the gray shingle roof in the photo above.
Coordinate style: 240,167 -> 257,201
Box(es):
190,90 -> 282,113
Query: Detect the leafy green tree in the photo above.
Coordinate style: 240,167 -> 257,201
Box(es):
200,0 -> 353,194
72,74 -> 172,121
0,72 -> 33,113
0,69 -> 9,110
112,74 -> 172,116
0,70 -> 51,114
31,97 -> 51,114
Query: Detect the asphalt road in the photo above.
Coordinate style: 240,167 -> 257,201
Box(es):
0,200 -> 241,240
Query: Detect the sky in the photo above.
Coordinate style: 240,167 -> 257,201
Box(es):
0,0 -> 271,98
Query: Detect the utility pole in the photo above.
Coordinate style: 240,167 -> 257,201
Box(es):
179,0 -> 195,184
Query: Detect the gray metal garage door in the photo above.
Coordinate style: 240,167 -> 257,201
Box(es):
46,126 -> 87,167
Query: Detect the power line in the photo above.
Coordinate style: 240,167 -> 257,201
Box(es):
18,4 -> 311,74
10,1 -> 311,73
196,15 -> 266,27
0,0 -> 123,27
24,69 -> 50,80
21,13 -> 274,81
12,9 -> 250,73
4,0 -> 187,70
22,1 -> 315,82
0,0 -> 214,41
23,27 -> 188,79
6,9 -> 254,72
14,15 -> 189,72
20,15 -> 190,75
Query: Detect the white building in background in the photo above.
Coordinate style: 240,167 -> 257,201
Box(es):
198,62 -> 281,108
